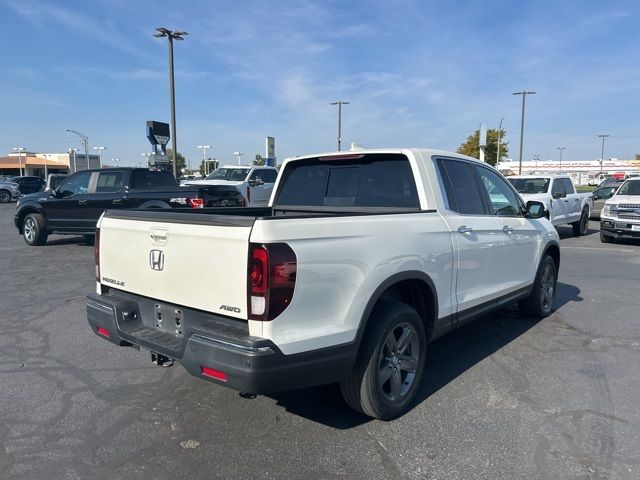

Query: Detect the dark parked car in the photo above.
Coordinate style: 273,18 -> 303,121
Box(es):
591,182 -> 623,219
15,167 -> 246,246
8,176 -> 45,195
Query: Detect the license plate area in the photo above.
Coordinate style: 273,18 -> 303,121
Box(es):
154,303 -> 184,337
632,225 -> 640,231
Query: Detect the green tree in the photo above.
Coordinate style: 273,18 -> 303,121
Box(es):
165,148 -> 187,173
253,154 -> 265,166
457,128 -> 508,166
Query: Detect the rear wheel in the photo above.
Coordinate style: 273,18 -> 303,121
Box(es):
572,207 -> 589,236
0,190 -> 11,203
23,213 -> 48,246
519,255 -> 557,318
340,302 -> 426,420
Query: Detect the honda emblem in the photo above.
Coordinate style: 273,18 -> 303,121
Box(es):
149,249 -> 165,271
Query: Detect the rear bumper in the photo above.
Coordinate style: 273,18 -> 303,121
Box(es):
86,291 -> 355,394
601,218 -> 640,238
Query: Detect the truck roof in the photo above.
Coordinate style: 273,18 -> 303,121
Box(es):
281,148 -> 481,165
507,174 -> 571,180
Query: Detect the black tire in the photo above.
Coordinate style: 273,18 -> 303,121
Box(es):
0,189 -> 11,203
519,255 -> 557,319
600,229 -> 614,243
340,302 -> 427,420
22,213 -> 48,246
572,207 -> 589,236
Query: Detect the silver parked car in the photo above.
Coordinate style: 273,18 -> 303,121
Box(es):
0,179 -> 22,203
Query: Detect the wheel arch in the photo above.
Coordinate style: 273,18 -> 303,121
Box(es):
355,271 -> 439,350
17,205 -> 46,233
138,200 -> 171,209
542,241 -> 560,271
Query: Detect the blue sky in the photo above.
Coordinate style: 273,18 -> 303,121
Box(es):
0,0 -> 638,167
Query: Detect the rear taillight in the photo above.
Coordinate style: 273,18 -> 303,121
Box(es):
187,197 -> 205,208
247,243 -> 297,321
94,227 -> 100,281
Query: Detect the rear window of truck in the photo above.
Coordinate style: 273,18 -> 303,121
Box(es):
274,154 -> 420,209
132,170 -> 178,189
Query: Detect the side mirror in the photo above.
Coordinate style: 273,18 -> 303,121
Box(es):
525,200 -> 546,219
49,188 -> 58,198
593,194 -> 600,200
248,178 -> 263,187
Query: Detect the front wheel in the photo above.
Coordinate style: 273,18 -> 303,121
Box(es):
519,255 -> 557,319
340,302 -> 426,420
23,213 -> 48,246
572,207 -> 589,236
600,229 -> 614,243
0,190 -> 12,203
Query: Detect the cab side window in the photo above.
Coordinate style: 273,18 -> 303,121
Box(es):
474,166 -> 523,217
436,159 -> 486,215
562,178 -> 575,195
96,172 -> 125,192
263,169 -> 277,183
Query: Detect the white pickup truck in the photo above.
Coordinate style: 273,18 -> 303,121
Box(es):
600,178 -> 640,243
507,175 -> 593,236
184,165 -> 278,207
87,148 -> 560,419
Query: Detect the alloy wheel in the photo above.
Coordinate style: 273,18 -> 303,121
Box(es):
24,218 -> 36,243
540,263 -> 555,311
377,323 -> 420,402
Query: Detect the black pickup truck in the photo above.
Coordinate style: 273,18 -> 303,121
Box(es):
15,167 -> 245,246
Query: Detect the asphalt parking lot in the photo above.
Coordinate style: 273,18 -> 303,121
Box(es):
1,203 -> 639,480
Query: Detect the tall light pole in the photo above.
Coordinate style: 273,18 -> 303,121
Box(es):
533,154 -> 540,169
68,148 -> 78,173
13,147 -> 26,176
154,27 -> 188,179
198,145 -> 211,174
141,153 -> 151,167
234,151 -> 243,165
112,158 -> 119,168
330,100 -> 350,151
94,146 -> 106,167
496,117 -> 504,165
512,91 -> 536,174
557,147 -> 566,171
66,129 -> 89,170
598,134 -> 610,174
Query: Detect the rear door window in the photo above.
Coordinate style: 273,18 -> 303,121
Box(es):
96,172 -> 125,192
274,154 -> 420,209
436,159 -> 486,215
562,178 -> 575,194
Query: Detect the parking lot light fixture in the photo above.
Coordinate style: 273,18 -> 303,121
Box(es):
233,151 -> 243,165
512,91 -> 536,174
93,146 -> 106,167
12,147 -> 26,176
330,101 -> 350,151
598,134 -> 610,174
198,145 -> 212,174
66,129 -> 90,170
154,27 -> 188,178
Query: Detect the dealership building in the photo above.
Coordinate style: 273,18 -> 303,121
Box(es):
0,151 -> 101,177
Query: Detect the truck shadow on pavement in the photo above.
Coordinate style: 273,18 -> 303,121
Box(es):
44,235 -> 94,246
266,281 -> 582,428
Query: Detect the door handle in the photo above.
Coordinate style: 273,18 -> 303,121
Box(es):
112,199 -> 123,205
564,199 -> 570,203
502,225 -> 514,234
78,199 -> 87,205
457,225 -> 473,234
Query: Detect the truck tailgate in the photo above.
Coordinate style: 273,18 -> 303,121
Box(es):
98,210 -> 253,320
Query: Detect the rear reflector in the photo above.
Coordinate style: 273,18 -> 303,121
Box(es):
94,227 -> 101,281
96,326 -> 110,338
187,198 -> 205,208
200,366 -> 228,382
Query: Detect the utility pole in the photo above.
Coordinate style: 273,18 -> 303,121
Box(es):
68,148 -> 78,173
330,101 -> 349,151
496,118 -> 504,165
66,129 -> 89,170
512,91 -> 536,174
557,147 -> 566,172
598,134 -> 610,174
13,147 -> 26,176
154,28 -> 188,178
